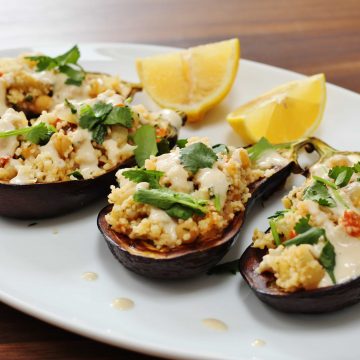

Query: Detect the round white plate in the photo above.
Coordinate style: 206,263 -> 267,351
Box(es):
1,43 -> 360,360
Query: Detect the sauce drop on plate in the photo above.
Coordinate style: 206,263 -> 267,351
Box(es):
251,339 -> 266,347
111,297 -> 134,311
202,318 -> 228,332
81,272 -> 98,281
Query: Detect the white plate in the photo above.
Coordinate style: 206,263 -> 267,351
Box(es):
1,43 -> 360,360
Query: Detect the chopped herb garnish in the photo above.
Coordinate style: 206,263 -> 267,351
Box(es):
0,122 -> 56,145
207,259 -> 240,275
283,227 -> 325,247
180,142 -> 217,174
294,215 -> 311,234
353,162 -> 360,173
247,137 -> 274,162
269,219 -> 281,246
133,188 -> 208,220
312,175 -> 337,189
26,45 -> 86,86
68,170 -> 84,180
176,139 -> 188,148
303,181 -> 336,207
214,194 -> 221,212
328,166 -> 354,188
267,210 -> 289,220
212,144 -> 229,154
319,240 -> 336,284
122,169 -> 164,189
133,125 -> 158,167
78,102 -> 133,144
64,98 -> 77,114
24,94 -> 33,102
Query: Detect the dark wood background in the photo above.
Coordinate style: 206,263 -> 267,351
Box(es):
1,0 -> 360,359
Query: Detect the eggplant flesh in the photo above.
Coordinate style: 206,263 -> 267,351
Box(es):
239,137 -> 360,313
97,161 -> 295,280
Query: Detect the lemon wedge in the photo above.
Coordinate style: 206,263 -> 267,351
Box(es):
136,39 -> 240,122
227,73 -> 326,144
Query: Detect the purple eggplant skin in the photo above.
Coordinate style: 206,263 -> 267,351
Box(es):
0,157 -> 136,220
97,161 -> 295,280
239,246 -> 360,314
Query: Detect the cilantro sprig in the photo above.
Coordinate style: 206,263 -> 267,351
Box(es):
180,142 -> 217,174
133,125 -> 158,167
122,169 -> 164,189
0,122 -> 56,145
79,102 -> 133,144
303,180 -> 336,207
247,137 -> 274,162
26,45 -> 86,86
134,188 -> 208,220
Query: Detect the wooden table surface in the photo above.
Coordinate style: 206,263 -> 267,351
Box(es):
1,0 -> 360,359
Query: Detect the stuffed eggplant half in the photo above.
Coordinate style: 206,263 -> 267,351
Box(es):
0,90 -> 182,219
97,137 -> 303,279
0,45 -> 140,118
240,138 -> 360,313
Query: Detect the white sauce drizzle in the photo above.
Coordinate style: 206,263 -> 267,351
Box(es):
156,109 -> 182,130
256,149 -> 288,169
149,208 -> 177,241
0,109 -> 21,157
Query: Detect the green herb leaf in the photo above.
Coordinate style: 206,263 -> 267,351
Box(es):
353,162 -> 360,173
92,102 -> 113,119
214,194 -> 221,212
247,137 -> 274,162
26,45 -> 86,86
64,98 -> 77,114
26,123 -> 56,145
319,240 -> 336,284
328,166 -> 354,187
133,188 -> 207,219
294,215 -> 311,234
312,175 -> 337,189
91,124 -> 107,144
303,181 -> 336,207
267,210 -> 289,220
283,227 -> 325,247
103,106 -> 133,128
133,125 -> 158,167
212,144 -> 229,154
176,139 -> 188,148
207,260 -> 240,275
68,170 -> 84,180
122,169 -> 164,189
269,219 -> 281,246
180,142 -> 217,173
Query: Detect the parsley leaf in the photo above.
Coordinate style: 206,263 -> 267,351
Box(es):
294,215 -> 311,234
26,45 -> 86,86
133,125 -> 158,167
328,166 -> 354,188
319,240 -> 336,284
212,144 -> 229,154
78,102 -> 133,144
133,188 -> 208,219
122,169 -> 164,189
68,170 -> 84,180
353,162 -> 360,173
64,98 -> 77,114
207,259 -> 240,275
103,106 -> 133,128
176,139 -> 188,148
247,137 -> 274,162
0,122 -> 56,145
267,210 -> 289,220
283,227 -> 325,247
303,181 -> 336,207
180,142 -> 217,174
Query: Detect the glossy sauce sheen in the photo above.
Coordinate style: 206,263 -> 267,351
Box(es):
201,318 -> 228,331
111,298 -> 134,311
81,272 -> 98,281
